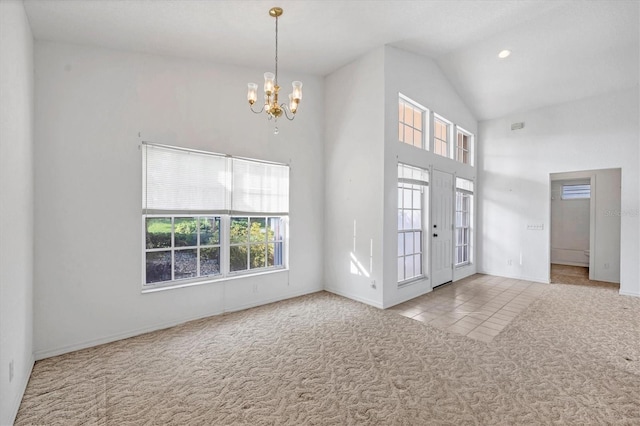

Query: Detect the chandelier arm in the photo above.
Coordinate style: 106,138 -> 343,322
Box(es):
249,104 -> 265,114
275,12 -> 278,85
280,104 -> 296,121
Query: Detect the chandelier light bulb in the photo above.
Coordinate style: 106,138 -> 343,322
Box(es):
247,83 -> 258,104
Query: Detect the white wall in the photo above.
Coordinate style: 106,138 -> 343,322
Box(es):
33,41 -> 325,359
382,46 -> 478,307
0,1 -> 34,424
478,89 -> 639,296
324,47 -> 385,308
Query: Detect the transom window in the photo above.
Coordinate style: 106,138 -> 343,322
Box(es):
142,143 -> 289,288
398,96 -> 426,149
456,128 -> 473,165
398,163 -> 429,285
434,115 -> 451,158
562,184 -> 590,200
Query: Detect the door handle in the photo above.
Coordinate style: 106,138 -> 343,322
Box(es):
433,233 -> 438,237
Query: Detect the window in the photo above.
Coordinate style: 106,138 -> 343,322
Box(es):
455,177 -> 474,266
398,163 -> 429,284
562,184 -> 590,200
229,216 -> 284,272
455,128 -> 473,165
145,216 -> 221,283
433,115 -> 451,158
398,95 -> 427,149
142,143 -> 289,288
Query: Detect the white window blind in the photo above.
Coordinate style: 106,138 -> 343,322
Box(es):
231,158 -> 289,215
456,177 -> 474,193
562,184 -> 590,200
142,143 -> 289,215
398,163 -> 429,185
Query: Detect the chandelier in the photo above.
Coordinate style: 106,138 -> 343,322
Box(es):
247,7 -> 302,131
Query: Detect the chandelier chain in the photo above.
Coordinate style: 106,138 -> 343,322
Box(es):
274,14 -> 279,85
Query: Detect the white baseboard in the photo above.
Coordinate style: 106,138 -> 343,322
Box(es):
35,286 -> 322,361
7,353 -> 34,426
619,290 -> 640,298
477,269 -> 549,284
324,287 -> 383,309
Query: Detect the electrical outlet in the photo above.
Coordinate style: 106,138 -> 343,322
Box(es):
507,259 -> 513,266
9,360 -> 14,383
370,280 -> 376,289
604,263 -> 610,269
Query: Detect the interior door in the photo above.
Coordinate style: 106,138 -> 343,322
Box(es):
431,169 -> 453,287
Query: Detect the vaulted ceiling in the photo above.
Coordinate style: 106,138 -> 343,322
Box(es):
23,0 -> 639,121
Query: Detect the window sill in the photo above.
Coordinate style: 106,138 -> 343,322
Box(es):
141,267 -> 289,294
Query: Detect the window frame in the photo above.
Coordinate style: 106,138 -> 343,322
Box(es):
398,94 -> 429,150
141,143 -> 289,291
455,127 -> 474,166
433,114 -> 453,158
454,177 -> 474,267
397,163 -> 429,286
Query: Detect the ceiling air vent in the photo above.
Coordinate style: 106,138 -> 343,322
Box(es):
511,122 -> 525,131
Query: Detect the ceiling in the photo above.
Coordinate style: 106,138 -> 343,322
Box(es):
23,0 -> 640,121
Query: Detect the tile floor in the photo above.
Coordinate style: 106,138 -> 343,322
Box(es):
390,274 -> 547,343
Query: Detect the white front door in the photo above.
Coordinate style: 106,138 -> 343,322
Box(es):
431,170 -> 453,287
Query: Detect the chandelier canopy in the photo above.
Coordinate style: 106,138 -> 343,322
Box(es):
247,7 -> 302,127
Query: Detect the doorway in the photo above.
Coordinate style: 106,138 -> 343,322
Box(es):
549,169 -> 621,285
431,169 -> 453,287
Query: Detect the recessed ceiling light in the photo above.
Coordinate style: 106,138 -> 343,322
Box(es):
498,50 -> 511,59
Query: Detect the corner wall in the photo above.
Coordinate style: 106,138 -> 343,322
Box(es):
33,41 -> 325,359
478,89 -> 639,296
324,48 -> 385,307
0,1 -> 35,424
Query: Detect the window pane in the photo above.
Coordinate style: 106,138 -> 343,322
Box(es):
412,210 -> 421,229
413,188 -> 421,207
414,232 -> 421,253
414,254 -> 421,276
398,125 -> 404,143
174,217 -> 197,247
268,218 -> 284,242
273,241 -> 284,267
267,243 -> 275,267
200,247 -> 220,276
414,110 -> 422,130
398,187 -> 403,208
230,245 -> 248,272
404,105 -> 413,126
146,218 -> 172,249
398,210 -> 403,230
403,188 -> 412,209
200,217 -> 220,245
146,251 -> 171,283
398,233 -> 404,256
230,217 -> 248,244
175,249 -> 197,280
405,127 -> 414,145
397,257 -> 404,282
413,130 -> 421,147
403,210 -> 412,230
249,244 -> 266,269
405,232 -> 414,256
405,255 -> 414,280
250,218 -> 267,243
398,101 -> 404,122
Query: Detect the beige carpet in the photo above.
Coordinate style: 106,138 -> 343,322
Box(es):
16,281 -> 640,425
551,264 -> 619,288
